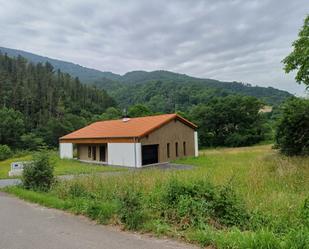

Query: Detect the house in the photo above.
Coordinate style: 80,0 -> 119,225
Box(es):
59,113 -> 198,167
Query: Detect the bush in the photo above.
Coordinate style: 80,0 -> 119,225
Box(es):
162,178 -> 249,229
275,98 -> 309,156
118,189 -> 146,230
214,185 -> 250,228
22,152 -> 54,191
0,144 -> 13,161
162,178 -> 216,228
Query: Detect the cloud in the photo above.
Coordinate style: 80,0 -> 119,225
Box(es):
0,0 -> 308,95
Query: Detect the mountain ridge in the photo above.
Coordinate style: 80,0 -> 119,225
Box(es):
0,46 -> 122,82
0,46 -> 293,109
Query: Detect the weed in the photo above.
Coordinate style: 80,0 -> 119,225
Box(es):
118,188 -> 146,230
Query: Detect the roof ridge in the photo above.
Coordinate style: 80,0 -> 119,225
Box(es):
93,113 -> 176,124
60,113 -> 196,141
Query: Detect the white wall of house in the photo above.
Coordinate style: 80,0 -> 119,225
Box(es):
107,143 -> 142,167
194,131 -> 199,157
60,143 -> 73,159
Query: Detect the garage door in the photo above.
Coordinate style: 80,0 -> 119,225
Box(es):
142,145 -> 159,165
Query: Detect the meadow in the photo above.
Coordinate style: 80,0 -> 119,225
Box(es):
0,151 -> 126,179
4,145 -> 309,248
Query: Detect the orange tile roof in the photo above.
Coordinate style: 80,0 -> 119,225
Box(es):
60,113 -> 197,141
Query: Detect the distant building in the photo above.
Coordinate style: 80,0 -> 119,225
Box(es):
259,105 -> 273,113
59,113 -> 198,167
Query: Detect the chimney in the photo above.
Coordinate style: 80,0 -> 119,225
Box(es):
122,108 -> 130,122
122,117 -> 130,122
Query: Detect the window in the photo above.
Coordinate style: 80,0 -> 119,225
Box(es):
167,143 -> 170,158
92,146 -> 97,160
175,142 -> 178,157
88,146 -> 91,158
183,141 -> 186,156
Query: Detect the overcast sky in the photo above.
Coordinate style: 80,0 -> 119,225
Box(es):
0,0 -> 308,95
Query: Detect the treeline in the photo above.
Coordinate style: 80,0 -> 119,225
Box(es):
0,53 -> 116,149
0,54 -> 307,156
97,96 -> 308,153
96,79 -> 291,114
94,70 -> 292,112
93,96 -> 272,148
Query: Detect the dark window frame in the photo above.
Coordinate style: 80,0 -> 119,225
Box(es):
175,142 -> 178,157
167,143 -> 170,158
183,141 -> 186,156
92,146 -> 97,160
88,146 -> 91,158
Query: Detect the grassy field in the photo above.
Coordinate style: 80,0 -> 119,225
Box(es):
3,145 -> 309,248
176,145 -> 309,216
0,151 -> 126,179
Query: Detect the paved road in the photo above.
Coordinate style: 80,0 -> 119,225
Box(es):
0,192 -> 198,249
0,178 -> 21,188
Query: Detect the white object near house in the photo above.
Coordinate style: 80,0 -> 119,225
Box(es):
59,143 -> 73,159
194,131 -> 199,157
59,114 -> 198,168
9,162 -> 25,176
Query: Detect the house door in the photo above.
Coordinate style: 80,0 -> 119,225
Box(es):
92,146 -> 97,160
142,144 -> 158,165
99,145 -> 106,162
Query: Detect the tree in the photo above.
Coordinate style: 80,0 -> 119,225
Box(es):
20,133 -> 46,151
0,53 -> 116,148
0,145 -> 13,161
190,96 -> 266,147
0,107 -> 25,147
22,152 -> 54,191
40,114 -> 86,147
128,104 -> 152,117
100,107 -> 122,120
282,15 -> 309,87
275,98 -> 309,156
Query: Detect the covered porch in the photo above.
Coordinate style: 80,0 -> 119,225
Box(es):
77,144 -> 107,163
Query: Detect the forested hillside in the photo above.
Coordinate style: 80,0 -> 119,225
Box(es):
1,47 -> 293,111
95,70 -> 292,112
0,46 -> 121,83
0,53 -> 116,147
0,49 -> 293,150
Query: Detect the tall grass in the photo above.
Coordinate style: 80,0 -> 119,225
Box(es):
4,145 -> 309,248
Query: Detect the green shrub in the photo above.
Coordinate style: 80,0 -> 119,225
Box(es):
162,178 -> 249,229
118,189 -> 146,230
22,152 -> 54,191
214,185 -> 250,228
275,98 -> 309,156
0,144 -> 12,161
164,178 -> 216,207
